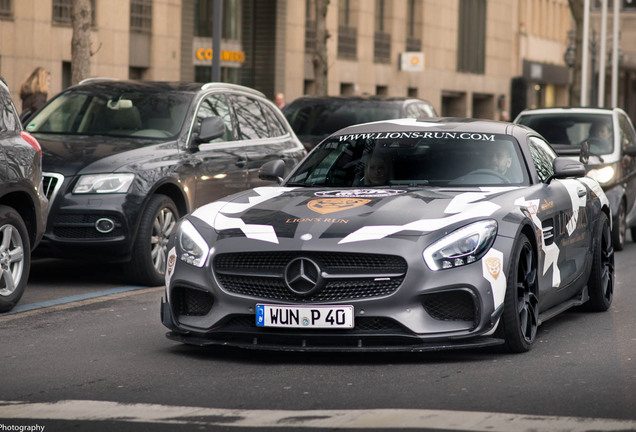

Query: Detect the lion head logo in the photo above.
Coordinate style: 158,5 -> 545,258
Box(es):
485,257 -> 501,279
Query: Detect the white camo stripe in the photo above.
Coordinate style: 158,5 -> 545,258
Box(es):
339,192 -> 501,244
0,400 -> 634,431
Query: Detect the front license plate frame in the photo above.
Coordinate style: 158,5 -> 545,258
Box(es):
256,304 -> 354,329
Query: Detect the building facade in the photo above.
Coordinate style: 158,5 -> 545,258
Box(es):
3,0 -> 631,122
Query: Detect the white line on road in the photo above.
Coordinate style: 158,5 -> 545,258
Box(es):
0,400 -> 634,431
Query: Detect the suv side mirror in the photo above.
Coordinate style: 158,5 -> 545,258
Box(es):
551,157 -> 586,181
259,159 -> 286,184
196,116 -> 226,143
623,146 -> 636,157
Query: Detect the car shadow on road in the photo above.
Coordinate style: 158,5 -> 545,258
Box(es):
29,257 -> 131,286
162,342 -> 505,365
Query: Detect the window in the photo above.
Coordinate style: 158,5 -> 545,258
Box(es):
0,0 -> 12,18
374,0 -> 391,63
196,94 -> 234,142
52,0 -> 96,25
130,0 -> 152,33
338,0 -> 357,59
229,95 -> 269,140
457,0 -> 486,74
194,0 -> 242,40
528,137 -> 555,182
261,103 -> 287,137
618,113 -> 636,150
406,0 -> 422,51
305,0 -> 316,52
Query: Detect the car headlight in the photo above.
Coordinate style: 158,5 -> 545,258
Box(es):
73,173 -> 135,194
423,220 -> 498,271
587,165 -> 615,184
177,220 -> 210,267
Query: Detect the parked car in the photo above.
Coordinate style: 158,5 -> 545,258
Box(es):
162,118 -> 613,353
25,79 -> 306,286
514,107 -> 636,250
0,78 -> 48,312
283,95 -> 438,150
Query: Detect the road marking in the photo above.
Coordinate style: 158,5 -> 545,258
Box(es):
0,286 -> 162,321
0,400 -> 634,431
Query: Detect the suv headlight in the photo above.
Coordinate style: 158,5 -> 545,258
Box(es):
587,165 -> 615,184
74,173 -> 135,194
423,220 -> 498,271
178,220 -> 210,267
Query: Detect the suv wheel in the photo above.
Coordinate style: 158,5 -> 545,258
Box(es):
127,194 -> 178,286
0,206 -> 31,312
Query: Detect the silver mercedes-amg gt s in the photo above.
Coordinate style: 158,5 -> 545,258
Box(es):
161,118 -> 614,353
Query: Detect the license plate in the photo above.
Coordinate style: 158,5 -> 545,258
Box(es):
256,304 -> 354,329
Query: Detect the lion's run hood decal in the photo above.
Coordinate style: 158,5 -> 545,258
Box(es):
191,186 -> 517,244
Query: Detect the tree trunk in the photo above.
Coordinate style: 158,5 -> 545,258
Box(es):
568,0 -> 583,106
71,0 -> 92,85
313,0 -> 329,96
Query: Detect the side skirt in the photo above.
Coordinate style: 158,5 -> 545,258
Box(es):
538,285 -> 589,325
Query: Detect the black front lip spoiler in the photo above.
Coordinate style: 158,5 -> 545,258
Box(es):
164,330 -> 504,353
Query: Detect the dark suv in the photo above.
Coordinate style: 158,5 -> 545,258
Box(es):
283,95 -> 438,150
25,80 -> 306,286
0,79 -> 48,312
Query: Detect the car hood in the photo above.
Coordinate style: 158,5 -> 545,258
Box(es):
34,133 -> 174,175
190,186 -> 518,244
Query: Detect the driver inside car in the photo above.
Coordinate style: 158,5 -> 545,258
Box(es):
364,156 -> 393,186
487,143 -> 512,176
584,120 -> 613,153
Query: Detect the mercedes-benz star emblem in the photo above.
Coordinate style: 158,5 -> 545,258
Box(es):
284,257 -> 323,296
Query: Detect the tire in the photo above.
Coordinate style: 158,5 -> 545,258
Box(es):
127,194 -> 178,286
0,206 -> 31,313
611,200 -> 626,251
495,234 -> 539,353
585,212 -> 614,312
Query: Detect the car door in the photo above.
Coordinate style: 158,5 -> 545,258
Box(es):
527,137 -> 593,307
617,112 -> 636,223
227,94 -> 286,189
191,92 -> 249,207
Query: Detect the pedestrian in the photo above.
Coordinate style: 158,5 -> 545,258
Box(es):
274,92 -> 285,109
19,67 -> 50,120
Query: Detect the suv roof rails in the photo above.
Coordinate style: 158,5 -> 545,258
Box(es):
78,77 -> 118,85
201,82 -> 265,97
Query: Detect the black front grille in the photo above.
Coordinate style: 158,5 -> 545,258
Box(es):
421,290 -> 477,322
51,214 -> 124,239
223,315 -> 407,333
172,287 -> 214,317
214,252 -> 407,302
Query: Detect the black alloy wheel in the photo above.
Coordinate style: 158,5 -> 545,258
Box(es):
496,234 -> 539,353
586,212 -> 614,312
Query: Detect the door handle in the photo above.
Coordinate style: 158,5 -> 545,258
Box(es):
235,159 -> 246,168
578,188 -> 586,197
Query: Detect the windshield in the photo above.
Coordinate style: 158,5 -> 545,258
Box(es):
287,130 -> 528,187
25,89 -> 193,139
517,113 -> 614,155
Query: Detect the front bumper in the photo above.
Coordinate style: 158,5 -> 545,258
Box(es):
162,299 -> 504,352
162,234 -> 514,352
36,180 -> 142,260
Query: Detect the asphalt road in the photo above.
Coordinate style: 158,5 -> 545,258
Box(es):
1,243 -> 636,432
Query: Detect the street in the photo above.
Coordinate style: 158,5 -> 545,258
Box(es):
1,243 -> 635,432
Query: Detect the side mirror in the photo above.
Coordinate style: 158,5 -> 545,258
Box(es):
623,146 -> 636,157
197,116 -> 226,143
551,157 -> 586,181
579,141 -> 590,164
259,159 -> 286,184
